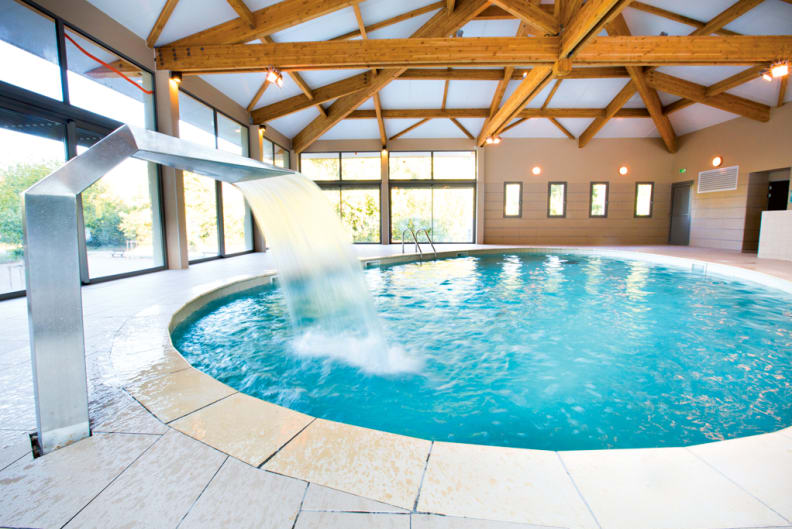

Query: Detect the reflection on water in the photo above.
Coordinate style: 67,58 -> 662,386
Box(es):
174,252 -> 792,450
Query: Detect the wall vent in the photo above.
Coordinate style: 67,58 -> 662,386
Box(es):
698,165 -> 739,193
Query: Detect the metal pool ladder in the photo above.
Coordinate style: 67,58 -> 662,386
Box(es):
401,228 -> 437,260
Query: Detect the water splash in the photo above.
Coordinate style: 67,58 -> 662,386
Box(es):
235,174 -> 419,374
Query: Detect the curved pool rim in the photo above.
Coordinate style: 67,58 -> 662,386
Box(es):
119,247 -> 792,516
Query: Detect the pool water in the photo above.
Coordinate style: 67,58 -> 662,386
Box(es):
172,253 -> 792,450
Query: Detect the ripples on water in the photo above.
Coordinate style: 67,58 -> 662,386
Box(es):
173,253 -> 792,450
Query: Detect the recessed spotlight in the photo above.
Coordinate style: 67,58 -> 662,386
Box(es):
711,155 -> 723,168
266,67 -> 284,87
619,165 -> 629,176
531,166 -> 541,176
771,61 -> 790,78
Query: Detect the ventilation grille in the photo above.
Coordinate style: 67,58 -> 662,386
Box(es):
698,165 -> 739,193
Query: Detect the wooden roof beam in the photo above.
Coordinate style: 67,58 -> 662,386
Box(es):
157,36 -> 792,72
167,0 -> 360,46
399,66 -> 629,80
330,2 -> 444,40
578,81 -> 637,148
390,119 -> 432,140
146,0 -> 179,48
646,70 -> 770,121
346,108 -> 650,119
226,0 -> 256,29
706,64 -> 766,96
690,0 -> 764,36
489,0 -> 560,35
561,0 -> 634,58
292,0 -> 490,153
628,2 -> 740,36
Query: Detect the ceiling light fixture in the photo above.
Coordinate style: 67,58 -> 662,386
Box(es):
169,71 -> 182,84
266,67 -> 284,88
485,136 -> 502,145
761,60 -> 790,81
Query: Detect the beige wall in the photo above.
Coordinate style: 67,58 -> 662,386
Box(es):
482,137 -> 675,245
672,103 -> 792,250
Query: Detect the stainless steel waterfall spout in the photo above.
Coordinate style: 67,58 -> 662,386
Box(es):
23,125 -> 293,454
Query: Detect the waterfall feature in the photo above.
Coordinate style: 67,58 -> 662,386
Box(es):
236,174 -> 420,375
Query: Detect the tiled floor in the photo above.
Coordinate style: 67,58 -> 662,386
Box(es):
1,245 -> 791,529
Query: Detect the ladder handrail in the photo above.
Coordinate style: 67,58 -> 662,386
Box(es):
401,228 -> 423,258
414,228 -> 438,258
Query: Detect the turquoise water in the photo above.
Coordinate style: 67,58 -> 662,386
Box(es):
172,253 -> 792,450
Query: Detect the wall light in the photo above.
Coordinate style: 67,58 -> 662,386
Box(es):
266,67 -> 284,88
619,165 -> 629,176
485,136 -> 502,145
531,166 -> 541,176
169,71 -> 182,84
381,147 -> 388,155
711,155 -> 723,168
771,60 -> 790,78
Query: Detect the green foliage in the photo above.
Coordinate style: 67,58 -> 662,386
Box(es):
0,161 -> 61,252
340,193 -> 379,243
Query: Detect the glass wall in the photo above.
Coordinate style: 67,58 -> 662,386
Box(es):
0,0 -> 62,100
390,151 -> 476,243
300,151 -> 381,243
179,90 -> 252,260
0,0 -> 166,296
0,109 -> 66,295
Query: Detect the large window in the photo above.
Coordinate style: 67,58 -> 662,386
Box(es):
390,151 -> 476,243
1,1 -> 166,297
300,151 -> 381,243
635,182 -> 654,217
179,90 -> 252,260
590,182 -> 608,217
547,182 -> 567,218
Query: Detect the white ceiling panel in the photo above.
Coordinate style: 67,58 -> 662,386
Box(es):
386,118 -> 422,138
379,80 -> 447,108
445,81 -> 501,108
267,106 -> 320,137
655,66 -> 747,86
367,11 -> 439,40
272,7 -> 359,43
723,1 -> 792,35
297,69 -> 368,90
455,118 -> 486,137
358,97 -> 375,110
597,118 -> 660,138
199,72 -> 268,110
460,19 -> 521,38
523,80 -> 558,109
729,77 -> 788,106
555,118 -> 597,137
501,118 -> 569,138
250,74 -> 304,107
622,7 -> 694,36
156,0 -> 238,45
399,118 -> 468,138
85,0 -> 163,41
633,1 -> 735,24
320,119 -> 380,140
546,79 -> 632,108
668,104 -> 739,136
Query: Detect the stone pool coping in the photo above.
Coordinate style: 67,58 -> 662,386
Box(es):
118,247 -> 792,528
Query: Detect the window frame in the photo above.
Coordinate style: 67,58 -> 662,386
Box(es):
589,181 -> 609,218
634,181 -> 655,218
178,88 -> 253,262
299,151 -> 383,244
388,150 -> 477,244
547,181 -> 567,218
0,1 -> 169,299
503,181 -> 523,218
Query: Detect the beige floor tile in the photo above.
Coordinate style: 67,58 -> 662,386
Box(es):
65,430 -> 226,529
0,433 -> 158,529
295,511 -> 410,529
411,513 -> 567,529
112,342 -> 190,386
170,392 -> 313,466
0,432 -> 31,471
125,367 -> 236,423
92,393 -> 168,435
178,457 -> 306,529
264,419 -> 431,510
560,446 -> 788,529
302,483 -> 410,513
417,442 -> 596,529
688,432 -> 792,521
